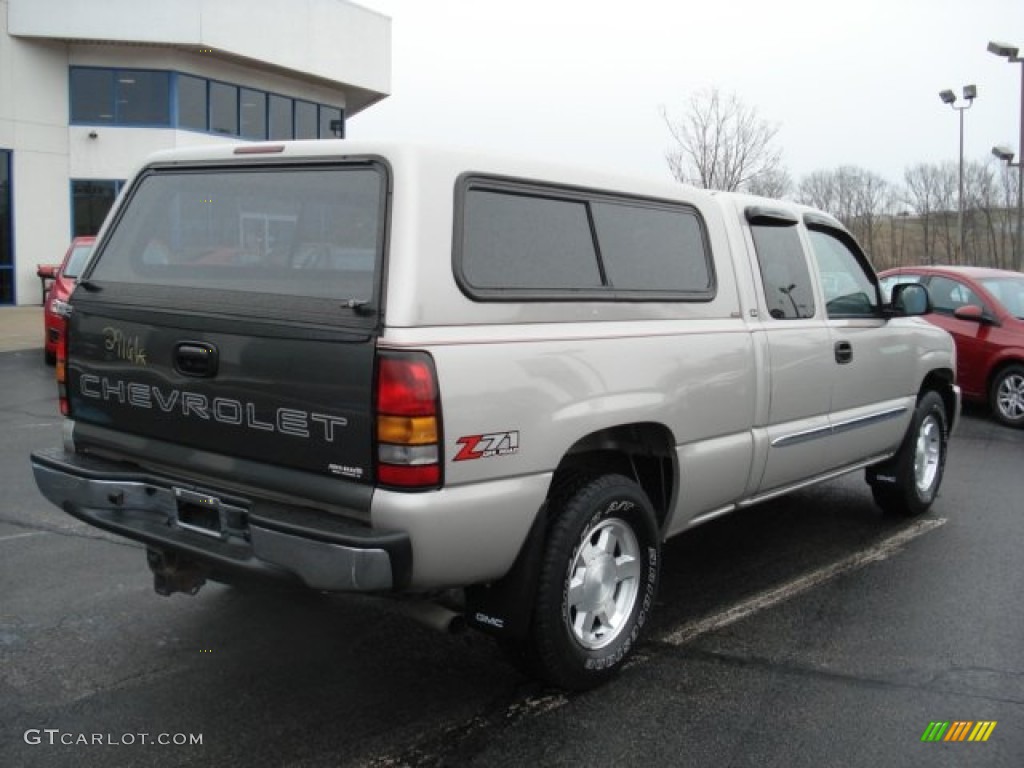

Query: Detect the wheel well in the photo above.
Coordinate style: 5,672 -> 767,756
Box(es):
921,369 -> 957,426
986,359 -> 1024,396
551,423 -> 676,530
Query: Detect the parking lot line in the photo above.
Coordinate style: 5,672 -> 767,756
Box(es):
0,531 -> 48,543
657,517 -> 947,647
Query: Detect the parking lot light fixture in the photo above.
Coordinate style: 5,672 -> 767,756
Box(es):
992,145 -> 1017,163
988,41 -> 1024,271
939,85 -> 977,262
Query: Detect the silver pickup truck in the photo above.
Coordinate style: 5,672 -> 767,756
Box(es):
31,141 -> 959,690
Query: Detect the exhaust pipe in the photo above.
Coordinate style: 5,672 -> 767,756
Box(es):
392,600 -> 466,635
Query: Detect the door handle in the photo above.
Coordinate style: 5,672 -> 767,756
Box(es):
174,342 -> 219,378
835,341 -> 853,365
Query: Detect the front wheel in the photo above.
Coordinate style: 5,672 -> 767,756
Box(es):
990,365 -> 1024,428
527,473 -> 660,691
868,390 -> 948,517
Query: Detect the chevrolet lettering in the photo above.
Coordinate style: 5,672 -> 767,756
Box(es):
78,375 -> 349,441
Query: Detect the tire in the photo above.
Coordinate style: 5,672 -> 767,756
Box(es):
989,364 -> 1024,428
868,390 -> 948,517
44,348 -> 56,366
526,473 -> 660,691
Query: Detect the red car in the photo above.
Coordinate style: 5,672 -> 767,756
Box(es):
43,236 -> 95,364
880,265 -> 1024,428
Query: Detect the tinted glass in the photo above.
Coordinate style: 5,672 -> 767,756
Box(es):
240,88 -> 267,140
209,81 -> 238,135
0,151 -> 10,297
117,70 -> 170,125
979,276 -> 1024,319
70,68 -> 114,123
72,180 -> 119,237
91,167 -> 384,301
319,106 -> 343,138
462,190 -> 602,291
177,74 -> 207,131
295,101 -> 317,139
0,150 -> 10,267
928,276 -> 983,314
268,94 -> 293,140
806,229 -> 878,318
63,244 -> 94,279
592,202 -> 711,293
750,224 -> 815,319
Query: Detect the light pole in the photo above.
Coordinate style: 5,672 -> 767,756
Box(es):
940,85 -> 977,263
993,146 -> 1022,269
988,41 -> 1024,272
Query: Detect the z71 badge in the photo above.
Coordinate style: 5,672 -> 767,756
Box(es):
454,431 -> 520,461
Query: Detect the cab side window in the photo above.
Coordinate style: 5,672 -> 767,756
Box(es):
750,221 -> 816,320
806,228 -> 880,318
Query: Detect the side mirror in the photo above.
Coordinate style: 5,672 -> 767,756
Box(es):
953,304 -> 989,323
890,283 -> 931,317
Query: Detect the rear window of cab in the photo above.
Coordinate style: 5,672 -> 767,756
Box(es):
455,177 -> 715,302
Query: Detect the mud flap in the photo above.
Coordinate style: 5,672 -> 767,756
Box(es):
464,503 -> 548,639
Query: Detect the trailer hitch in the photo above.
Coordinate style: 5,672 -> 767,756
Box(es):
146,548 -> 208,596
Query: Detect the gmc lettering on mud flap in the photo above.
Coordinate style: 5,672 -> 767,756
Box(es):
454,431 -> 520,461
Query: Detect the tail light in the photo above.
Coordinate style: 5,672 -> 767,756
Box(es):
375,351 -> 442,489
52,300 -> 72,416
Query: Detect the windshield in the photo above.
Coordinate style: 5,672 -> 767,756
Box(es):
88,164 -> 385,302
62,244 -> 93,279
979,276 -> 1024,319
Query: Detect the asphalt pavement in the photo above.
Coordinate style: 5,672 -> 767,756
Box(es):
0,340 -> 1022,767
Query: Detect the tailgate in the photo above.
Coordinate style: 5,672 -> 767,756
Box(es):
65,158 -> 388,485
66,305 -> 374,481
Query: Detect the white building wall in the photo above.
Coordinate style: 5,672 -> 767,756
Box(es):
1,2 -> 72,305
0,0 -> 391,305
9,0 -> 391,102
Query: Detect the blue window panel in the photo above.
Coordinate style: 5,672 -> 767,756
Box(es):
295,100 -> 317,140
70,68 -> 115,123
117,70 -> 170,125
240,88 -> 267,140
177,74 -> 208,131
210,81 -> 239,136
319,105 -> 343,138
0,149 -> 12,304
268,94 -> 293,140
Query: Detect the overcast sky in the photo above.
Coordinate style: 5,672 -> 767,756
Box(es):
348,0 -> 1024,191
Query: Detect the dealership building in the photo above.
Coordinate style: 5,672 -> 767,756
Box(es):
0,0 -> 391,305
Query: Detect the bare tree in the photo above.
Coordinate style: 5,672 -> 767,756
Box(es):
995,162 -> 1020,269
794,166 -> 890,258
661,88 -> 784,193
745,166 -> 793,199
797,170 -> 838,213
903,164 -> 942,262
849,167 -> 890,259
792,158 -> 1015,270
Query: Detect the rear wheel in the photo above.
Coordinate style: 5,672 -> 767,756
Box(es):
526,473 -> 660,691
990,364 -> 1024,428
868,390 -> 948,517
